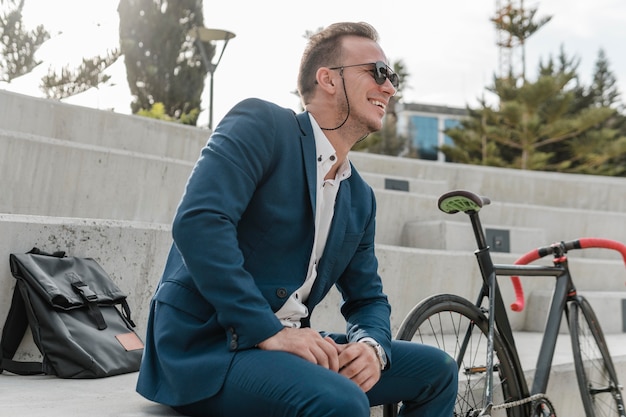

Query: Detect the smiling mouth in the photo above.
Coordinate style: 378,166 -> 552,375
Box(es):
370,99 -> 386,111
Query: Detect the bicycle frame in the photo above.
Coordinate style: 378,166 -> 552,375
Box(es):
468,209 -> 577,407
424,189 -> 626,417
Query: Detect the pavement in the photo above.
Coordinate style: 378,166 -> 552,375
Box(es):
2,332 -> 626,417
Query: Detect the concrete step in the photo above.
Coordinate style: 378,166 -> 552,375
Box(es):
349,151 -> 626,213
0,130 -> 193,223
0,90 -> 206,162
2,214 -> 624,357
525,290 -> 626,334
2,333 -> 625,417
3,88 -> 626,417
372,188 -> 626,261
402,219 -> 545,254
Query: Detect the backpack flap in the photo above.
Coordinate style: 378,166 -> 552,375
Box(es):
9,253 -> 128,308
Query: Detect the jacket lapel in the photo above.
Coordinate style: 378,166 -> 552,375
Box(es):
296,111 -> 317,216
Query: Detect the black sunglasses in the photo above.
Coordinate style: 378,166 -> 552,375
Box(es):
328,61 -> 399,89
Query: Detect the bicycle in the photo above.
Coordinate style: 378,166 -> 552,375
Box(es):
383,189 -> 626,417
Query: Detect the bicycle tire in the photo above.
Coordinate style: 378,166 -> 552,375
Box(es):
569,296 -> 626,417
384,294 -> 527,417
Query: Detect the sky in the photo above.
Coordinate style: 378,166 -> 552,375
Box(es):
3,0 -> 626,128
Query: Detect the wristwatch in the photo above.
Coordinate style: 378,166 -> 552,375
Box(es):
361,339 -> 387,371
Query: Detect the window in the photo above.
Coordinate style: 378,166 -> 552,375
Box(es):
410,115 -> 439,160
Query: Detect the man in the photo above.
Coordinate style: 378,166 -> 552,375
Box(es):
136,21 -> 457,417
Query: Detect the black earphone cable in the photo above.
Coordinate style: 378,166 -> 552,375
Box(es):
320,69 -> 350,131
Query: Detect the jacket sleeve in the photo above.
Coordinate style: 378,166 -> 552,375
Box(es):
171,98 -> 284,350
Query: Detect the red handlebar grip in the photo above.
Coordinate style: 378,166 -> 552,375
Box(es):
578,238 -> 626,266
510,250 -> 542,312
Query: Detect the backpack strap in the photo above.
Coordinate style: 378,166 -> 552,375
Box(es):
71,278 -> 107,330
0,283 -> 46,375
1,247 -> 64,376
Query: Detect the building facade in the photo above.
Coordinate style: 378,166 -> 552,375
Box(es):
396,102 -> 468,162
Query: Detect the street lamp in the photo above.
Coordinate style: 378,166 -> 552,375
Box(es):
188,27 -> 236,130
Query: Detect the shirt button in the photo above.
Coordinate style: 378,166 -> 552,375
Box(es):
276,288 -> 288,298
230,340 -> 238,350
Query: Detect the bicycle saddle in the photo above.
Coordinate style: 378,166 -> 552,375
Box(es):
438,190 -> 491,214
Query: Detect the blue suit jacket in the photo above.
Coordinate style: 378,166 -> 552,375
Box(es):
136,98 -> 392,406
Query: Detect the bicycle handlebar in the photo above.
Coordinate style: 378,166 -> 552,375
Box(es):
509,238 -> 626,312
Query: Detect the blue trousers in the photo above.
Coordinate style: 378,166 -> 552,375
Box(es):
173,336 -> 458,417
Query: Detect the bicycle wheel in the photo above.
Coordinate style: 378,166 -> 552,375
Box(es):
385,294 -> 527,417
569,296 -> 626,417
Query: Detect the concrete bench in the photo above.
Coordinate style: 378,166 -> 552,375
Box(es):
0,372 -> 182,417
3,334 -> 626,417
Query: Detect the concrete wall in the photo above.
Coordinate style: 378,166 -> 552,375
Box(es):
2,89 -> 626,366
0,90 -> 207,161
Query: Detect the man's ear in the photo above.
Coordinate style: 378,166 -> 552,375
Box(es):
315,67 -> 337,93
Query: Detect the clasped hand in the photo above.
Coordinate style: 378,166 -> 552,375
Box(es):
257,327 -> 381,392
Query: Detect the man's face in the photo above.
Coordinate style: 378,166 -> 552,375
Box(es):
334,36 -> 397,134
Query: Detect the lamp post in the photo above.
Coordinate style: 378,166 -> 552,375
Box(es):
189,27 -> 236,130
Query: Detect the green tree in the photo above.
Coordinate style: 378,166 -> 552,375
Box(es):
562,49 -> 626,176
589,48 -> 621,108
118,0 -> 207,125
443,10 -> 626,177
41,50 -> 121,99
443,69 -> 615,171
0,0 -> 49,82
1,0 -> 120,99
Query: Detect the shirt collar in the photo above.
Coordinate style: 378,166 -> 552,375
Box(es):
308,113 -> 351,182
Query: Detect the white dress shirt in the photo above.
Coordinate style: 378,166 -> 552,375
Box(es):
274,114 -> 351,327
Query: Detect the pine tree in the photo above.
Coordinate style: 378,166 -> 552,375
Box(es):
442,66 -> 615,172
41,50 -> 121,99
442,9 -> 625,176
0,0 -> 49,82
118,0 -> 206,125
589,48 -> 621,108
564,49 -> 626,176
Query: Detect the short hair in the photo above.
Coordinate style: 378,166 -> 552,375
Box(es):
297,22 -> 379,103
